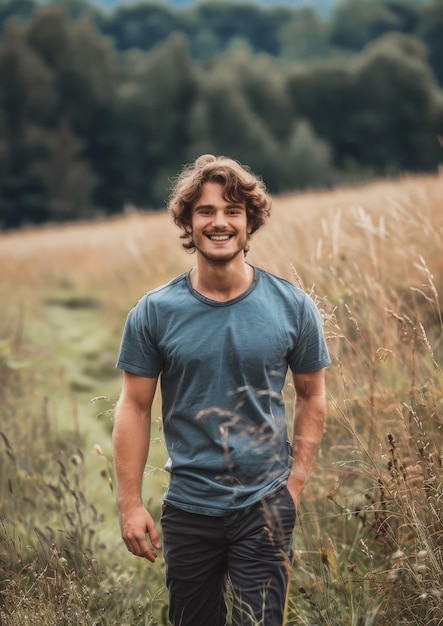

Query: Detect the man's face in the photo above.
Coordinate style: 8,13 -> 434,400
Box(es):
189,181 -> 251,265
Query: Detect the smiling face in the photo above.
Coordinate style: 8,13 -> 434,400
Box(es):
189,181 -> 252,266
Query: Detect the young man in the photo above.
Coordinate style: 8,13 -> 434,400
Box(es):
113,154 -> 330,626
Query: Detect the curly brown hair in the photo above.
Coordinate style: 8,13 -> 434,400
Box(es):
168,154 -> 272,252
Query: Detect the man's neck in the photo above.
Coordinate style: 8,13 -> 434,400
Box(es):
190,258 -> 254,302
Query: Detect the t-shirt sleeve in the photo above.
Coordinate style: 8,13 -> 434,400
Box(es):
116,296 -> 163,377
287,293 -> 331,373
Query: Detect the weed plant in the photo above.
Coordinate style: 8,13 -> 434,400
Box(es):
0,173 -> 442,624
0,319 -> 167,624
284,186 -> 443,625
287,282 -> 442,625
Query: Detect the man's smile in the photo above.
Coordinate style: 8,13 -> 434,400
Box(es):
207,234 -> 231,241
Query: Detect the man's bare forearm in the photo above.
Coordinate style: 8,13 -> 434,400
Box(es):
289,394 -> 326,493
113,398 -> 151,511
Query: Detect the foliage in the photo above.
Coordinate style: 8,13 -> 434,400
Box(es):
328,0 -> 406,51
280,7 -> 330,62
0,0 -> 442,229
287,32 -> 443,174
118,33 -> 197,208
418,0 -> 443,87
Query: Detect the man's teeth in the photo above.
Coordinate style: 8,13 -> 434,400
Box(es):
209,235 -> 230,241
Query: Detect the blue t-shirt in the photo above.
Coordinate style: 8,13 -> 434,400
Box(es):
116,266 -> 330,516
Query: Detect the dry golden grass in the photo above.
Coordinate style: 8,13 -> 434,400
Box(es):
1,172 -> 443,625
2,172 -> 442,298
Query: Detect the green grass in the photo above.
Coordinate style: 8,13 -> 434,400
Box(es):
0,281 -> 170,624
4,293 -> 165,624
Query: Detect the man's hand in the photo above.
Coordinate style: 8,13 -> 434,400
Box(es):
119,506 -> 162,562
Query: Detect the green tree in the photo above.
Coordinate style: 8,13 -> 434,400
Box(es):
118,33 -> 197,207
0,140 -> 49,228
346,33 -> 442,171
281,120 -> 334,190
26,7 -> 126,212
33,119 -> 95,221
280,7 -> 330,61
186,62 -> 282,190
0,19 -> 55,227
286,61 -> 352,164
49,0 -> 101,21
97,2 -> 181,52
329,0 -> 402,51
187,26 -> 223,60
287,33 -> 442,175
383,0 -> 420,33
191,1 -> 291,56
187,46 -> 334,193
0,0 -> 36,34
418,0 -> 443,86
217,43 -> 293,142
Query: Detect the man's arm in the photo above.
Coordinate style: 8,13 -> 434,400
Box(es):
287,368 -> 327,508
112,371 -> 161,562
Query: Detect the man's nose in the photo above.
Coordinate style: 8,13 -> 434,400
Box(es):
213,210 -> 228,227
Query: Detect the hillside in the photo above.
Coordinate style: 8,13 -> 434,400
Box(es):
1,173 -> 443,624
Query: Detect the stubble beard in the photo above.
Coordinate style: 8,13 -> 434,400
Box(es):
194,236 -> 248,266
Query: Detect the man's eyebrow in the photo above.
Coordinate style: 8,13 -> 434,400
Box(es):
194,202 -> 245,210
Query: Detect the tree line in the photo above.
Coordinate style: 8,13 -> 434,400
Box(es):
0,0 -> 442,229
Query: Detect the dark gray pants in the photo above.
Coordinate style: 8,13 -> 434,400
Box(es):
161,486 -> 296,626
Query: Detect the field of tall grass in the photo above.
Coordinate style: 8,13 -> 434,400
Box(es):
1,172 -> 442,625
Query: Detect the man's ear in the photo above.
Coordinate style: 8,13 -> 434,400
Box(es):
246,211 -> 254,234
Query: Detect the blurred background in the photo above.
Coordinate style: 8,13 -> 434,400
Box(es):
0,0 -> 442,230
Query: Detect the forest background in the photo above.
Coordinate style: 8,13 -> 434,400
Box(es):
0,0 -> 443,229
